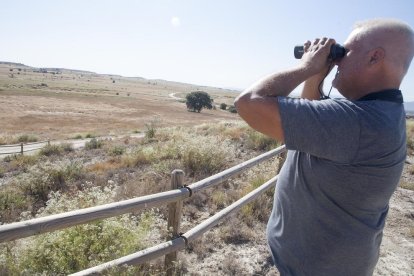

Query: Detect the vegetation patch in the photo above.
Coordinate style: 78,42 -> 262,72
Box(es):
0,185 -> 154,275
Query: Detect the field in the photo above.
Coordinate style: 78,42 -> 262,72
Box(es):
0,62 -> 413,275
0,62 -> 238,141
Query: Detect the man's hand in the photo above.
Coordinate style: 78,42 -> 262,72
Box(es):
301,38 -> 336,76
300,38 -> 336,100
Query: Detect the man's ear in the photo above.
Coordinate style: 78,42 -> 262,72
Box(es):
369,47 -> 385,65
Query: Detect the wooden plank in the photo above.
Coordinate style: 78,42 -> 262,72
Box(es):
70,238 -> 187,276
188,145 -> 285,193
0,188 -> 190,243
184,175 -> 278,242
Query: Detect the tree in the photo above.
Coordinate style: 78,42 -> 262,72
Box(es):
185,91 -> 213,113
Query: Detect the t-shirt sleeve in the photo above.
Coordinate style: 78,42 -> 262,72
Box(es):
278,97 -> 360,163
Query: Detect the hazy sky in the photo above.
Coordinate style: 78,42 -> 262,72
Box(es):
1,0 -> 414,100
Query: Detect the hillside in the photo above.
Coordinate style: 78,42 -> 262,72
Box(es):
0,61 -> 239,140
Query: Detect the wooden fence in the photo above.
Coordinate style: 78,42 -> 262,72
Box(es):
0,140 -> 50,155
0,145 -> 287,275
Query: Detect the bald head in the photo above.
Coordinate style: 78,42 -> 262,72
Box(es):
352,19 -> 414,78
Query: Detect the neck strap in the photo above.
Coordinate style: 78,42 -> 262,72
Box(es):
357,89 -> 403,104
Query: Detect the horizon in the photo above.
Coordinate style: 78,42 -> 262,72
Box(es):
5,59 -> 414,106
1,0 -> 414,100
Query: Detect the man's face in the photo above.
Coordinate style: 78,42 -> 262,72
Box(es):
332,29 -> 368,98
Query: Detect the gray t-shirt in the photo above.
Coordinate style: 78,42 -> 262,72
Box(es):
267,96 -> 406,276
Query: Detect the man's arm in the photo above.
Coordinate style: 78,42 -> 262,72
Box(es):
234,66 -> 313,142
234,38 -> 336,141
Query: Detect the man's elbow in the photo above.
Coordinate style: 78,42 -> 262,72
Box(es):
234,90 -> 253,114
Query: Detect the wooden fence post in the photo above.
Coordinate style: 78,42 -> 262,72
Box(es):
164,169 -> 184,275
20,143 -> 24,155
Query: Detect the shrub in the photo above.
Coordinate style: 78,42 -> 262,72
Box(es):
182,141 -> 228,177
38,144 -> 61,156
20,161 -> 84,202
85,133 -> 95,138
108,145 -> 125,156
227,105 -> 237,113
220,103 -> 227,110
122,147 -> 155,167
73,134 -> 83,139
9,155 -> 39,171
17,134 -> 38,143
85,138 -> 103,150
144,117 -> 161,140
38,143 -> 73,156
0,186 -> 154,275
185,91 -> 213,113
0,187 -> 28,222
60,143 -> 74,152
246,130 -> 279,151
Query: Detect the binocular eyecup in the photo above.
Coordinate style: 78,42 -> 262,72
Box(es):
294,44 -> 346,61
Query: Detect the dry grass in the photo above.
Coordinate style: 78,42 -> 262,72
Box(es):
399,180 -> 414,191
0,63 -> 239,140
407,119 -> 414,154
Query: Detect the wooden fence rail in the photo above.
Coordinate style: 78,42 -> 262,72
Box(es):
0,140 -> 50,155
0,144 -> 287,275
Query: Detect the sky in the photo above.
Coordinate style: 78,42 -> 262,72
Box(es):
1,0 -> 414,100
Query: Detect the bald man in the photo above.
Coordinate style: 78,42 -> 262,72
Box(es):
235,19 -> 414,275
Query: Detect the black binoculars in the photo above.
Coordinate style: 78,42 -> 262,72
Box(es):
294,44 -> 346,60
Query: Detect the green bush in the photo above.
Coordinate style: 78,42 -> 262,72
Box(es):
85,133 -> 95,139
220,103 -> 227,110
0,186 -> 154,275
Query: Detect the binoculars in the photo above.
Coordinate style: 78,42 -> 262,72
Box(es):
294,44 -> 346,60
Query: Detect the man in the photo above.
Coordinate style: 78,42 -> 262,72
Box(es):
234,19 -> 414,275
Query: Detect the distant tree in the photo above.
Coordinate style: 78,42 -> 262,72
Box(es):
185,91 -> 213,113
